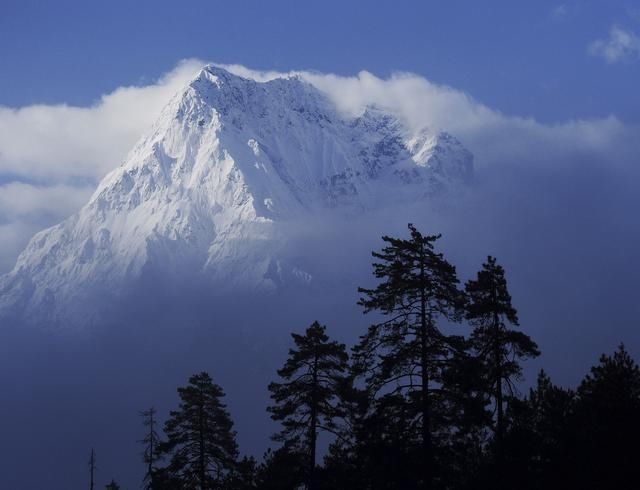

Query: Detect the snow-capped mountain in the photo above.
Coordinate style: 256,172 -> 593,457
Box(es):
0,65 -> 473,326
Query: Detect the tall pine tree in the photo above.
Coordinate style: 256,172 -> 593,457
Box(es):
268,321 -> 349,489
160,372 -> 238,489
354,224 -> 464,490
465,256 -> 539,476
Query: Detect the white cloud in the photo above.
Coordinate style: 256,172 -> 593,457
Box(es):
0,58 -> 204,182
0,182 -> 94,271
0,59 -> 204,272
0,59 -> 639,275
0,182 -> 93,219
589,26 -> 640,63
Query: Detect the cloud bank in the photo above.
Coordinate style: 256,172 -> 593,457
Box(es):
0,59 -> 639,283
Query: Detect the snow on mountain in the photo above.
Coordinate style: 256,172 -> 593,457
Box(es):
0,65 -> 473,326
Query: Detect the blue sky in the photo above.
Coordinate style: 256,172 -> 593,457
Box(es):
1,0 -> 639,123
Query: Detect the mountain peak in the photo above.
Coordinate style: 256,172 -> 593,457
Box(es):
0,65 -> 473,327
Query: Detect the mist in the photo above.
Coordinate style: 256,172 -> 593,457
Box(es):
2,150 -> 639,487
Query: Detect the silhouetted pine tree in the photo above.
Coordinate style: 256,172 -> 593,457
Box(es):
159,372 -> 239,489
571,344 -> 640,489
139,407 -> 163,489
465,255 -> 539,478
354,224 -> 464,490
268,321 -> 349,489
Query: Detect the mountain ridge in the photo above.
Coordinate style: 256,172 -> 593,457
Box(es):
0,65 -> 473,327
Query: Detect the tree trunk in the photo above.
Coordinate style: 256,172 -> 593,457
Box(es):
495,342 -> 504,490
89,449 -> 95,490
148,411 -> 154,485
492,285 -> 504,487
309,349 -> 319,490
495,341 -> 503,456
419,248 -> 432,490
199,391 -> 206,490
496,374 -> 504,466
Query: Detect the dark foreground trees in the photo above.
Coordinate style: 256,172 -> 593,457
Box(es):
571,344 -> 640,489
268,321 -> 349,489
121,341 -> 640,490
353,224 -> 464,489
159,372 -> 239,489
498,370 -> 575,490
465,255 -> 539,480
497,344 -> 640,490
107,224 -> 640,490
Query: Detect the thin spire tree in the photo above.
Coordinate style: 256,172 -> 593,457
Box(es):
139,407 -> 162,488
88,448 -> 96,490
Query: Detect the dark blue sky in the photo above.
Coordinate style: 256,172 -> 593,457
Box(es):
2,0 -> 639,123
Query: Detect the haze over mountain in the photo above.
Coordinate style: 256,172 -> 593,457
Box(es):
0,65 -> 472,328
0,65 -> 478,489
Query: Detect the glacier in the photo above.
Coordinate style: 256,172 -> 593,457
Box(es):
0,65 -> 473,327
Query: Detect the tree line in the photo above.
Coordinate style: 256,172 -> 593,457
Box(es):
92,224 -> 640,489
